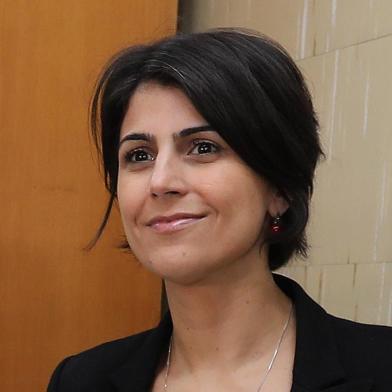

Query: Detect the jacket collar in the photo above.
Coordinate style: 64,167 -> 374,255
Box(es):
109,312 -> 172,392
109,274 -> 373,392
275,275 -> 373,392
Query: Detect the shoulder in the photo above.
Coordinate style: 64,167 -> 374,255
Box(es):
47,328 -> 154,392
329,315 -> 392,383
330,315 -> 392,355
331,314 -> 392,339
275,274 -> 392,389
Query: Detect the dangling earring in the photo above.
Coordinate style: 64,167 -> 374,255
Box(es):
271,214 -> 282,233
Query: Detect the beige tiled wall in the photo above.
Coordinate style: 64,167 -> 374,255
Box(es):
180,0 -> 392,326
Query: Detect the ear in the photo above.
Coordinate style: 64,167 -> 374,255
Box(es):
268,189 -> 289,217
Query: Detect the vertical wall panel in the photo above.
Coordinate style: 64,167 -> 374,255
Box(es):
0,1 -> 177,391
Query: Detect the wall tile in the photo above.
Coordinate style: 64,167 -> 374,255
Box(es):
304,265 -> 323,303
181,1 -> 392,58
314,0 -> 392,55
354,263 -> 392,325
298,35 -> 392,265
278,264 -> 357,321
278,265 -> 307,287
319,264 -> 356,320
180,0 -> 316,59
376,160 -> 392,263
299,50 -> 352,265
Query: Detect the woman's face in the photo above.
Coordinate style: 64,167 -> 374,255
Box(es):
117,82 -> 285,285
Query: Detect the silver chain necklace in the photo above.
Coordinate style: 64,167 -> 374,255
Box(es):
163,304 -> 293,391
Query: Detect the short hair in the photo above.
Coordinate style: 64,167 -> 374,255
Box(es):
89,28 -> 324,270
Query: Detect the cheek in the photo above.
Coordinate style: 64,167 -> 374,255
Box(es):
117,175 -> 144,226
212,164 -> 269,208
203,168 -> 270,235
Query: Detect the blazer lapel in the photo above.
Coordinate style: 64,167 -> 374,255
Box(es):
108,312 -> 173,392
273,275 -> 373,392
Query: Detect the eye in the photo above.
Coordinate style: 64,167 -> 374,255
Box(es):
121,140 -> 221,166
189,140 -> 220,155
123,148 -> 154,163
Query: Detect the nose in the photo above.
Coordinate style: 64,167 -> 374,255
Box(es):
149,150 -> 187,198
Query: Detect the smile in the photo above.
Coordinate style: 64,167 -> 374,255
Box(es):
148,217 -> 205,234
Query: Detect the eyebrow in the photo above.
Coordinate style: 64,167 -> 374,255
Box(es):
118,125 -> 214,147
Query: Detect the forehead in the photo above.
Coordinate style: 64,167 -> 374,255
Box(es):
120,82 -> 207,138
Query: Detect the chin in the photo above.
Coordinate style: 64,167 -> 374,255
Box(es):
163,271 -> 206,286
139,253 -> 215,286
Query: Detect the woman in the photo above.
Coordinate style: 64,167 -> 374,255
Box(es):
48,29 -> 392,391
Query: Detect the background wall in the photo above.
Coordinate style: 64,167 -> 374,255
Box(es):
0,2 -> 177,391
180,0 -> 392,326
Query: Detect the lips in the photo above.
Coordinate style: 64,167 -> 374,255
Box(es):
150,218 -> 203,233
148,213 -> 206,234
147,212 -> 205,226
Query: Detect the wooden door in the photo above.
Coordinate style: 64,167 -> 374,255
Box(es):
0,1 -> 177,391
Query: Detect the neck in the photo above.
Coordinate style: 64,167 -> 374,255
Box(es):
164,253 -> 293,375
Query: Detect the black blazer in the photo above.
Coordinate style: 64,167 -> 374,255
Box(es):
47,274 -> 392,391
